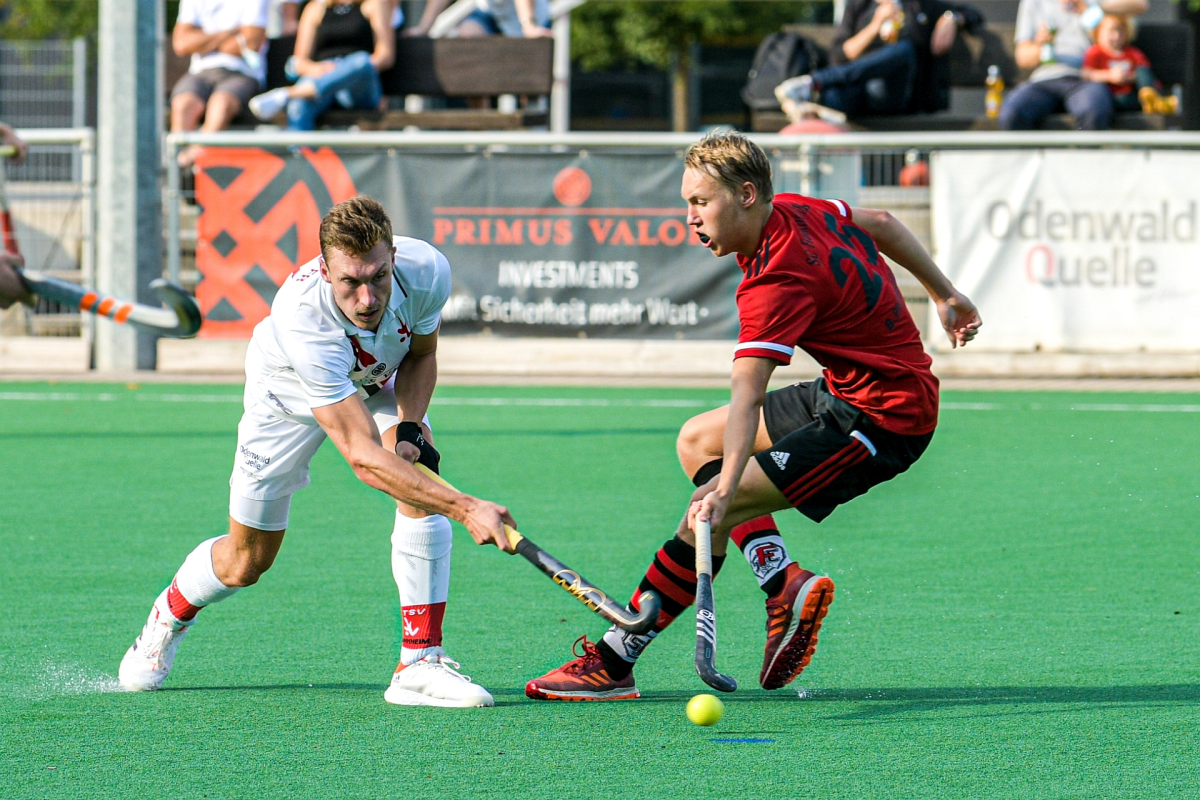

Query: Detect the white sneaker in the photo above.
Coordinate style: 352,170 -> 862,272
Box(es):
775,74 -> 815,107
384,652 -> 495,708
118,605 -> 190,691
248,87 -> 290,122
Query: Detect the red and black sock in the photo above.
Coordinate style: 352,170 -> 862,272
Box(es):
597,536 -> 725,679
693,458 -> 793,597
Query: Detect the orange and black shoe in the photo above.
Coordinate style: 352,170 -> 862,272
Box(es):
525,635 -> 640,701
760,563 -> 835,690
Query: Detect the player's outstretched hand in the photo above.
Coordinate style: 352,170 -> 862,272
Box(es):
936,290 -> 981,349
463,499 -> 516,552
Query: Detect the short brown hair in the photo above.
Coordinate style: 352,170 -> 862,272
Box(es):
684,132 -> 774,203
319,196 -> 393,261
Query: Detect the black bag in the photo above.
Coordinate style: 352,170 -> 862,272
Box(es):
741,32 -> 828,110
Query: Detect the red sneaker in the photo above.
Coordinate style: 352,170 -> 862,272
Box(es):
760,563 -> 835,690
525,636 -> 640,701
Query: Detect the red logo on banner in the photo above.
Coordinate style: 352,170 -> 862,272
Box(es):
553,167 -> 592,207
193,147 -> 357,338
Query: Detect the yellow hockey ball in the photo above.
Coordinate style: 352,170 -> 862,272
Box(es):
686,693 -> 725,726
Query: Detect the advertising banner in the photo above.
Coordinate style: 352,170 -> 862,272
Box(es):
192,147 -> 742,339
930,149 -> 1200,352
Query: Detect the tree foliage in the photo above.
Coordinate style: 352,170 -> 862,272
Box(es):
571,1 -> 825,73
0,0 -> 99,39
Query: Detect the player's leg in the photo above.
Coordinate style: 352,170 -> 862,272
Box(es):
118,400 -> 322,691
371,392 -> 492,707
526,386 -> 806,701
525,501 -> 732,700
677,404 -> 795,596
118,509 -> 289,691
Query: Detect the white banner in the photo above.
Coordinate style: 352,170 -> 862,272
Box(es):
930,150 -> 1200,352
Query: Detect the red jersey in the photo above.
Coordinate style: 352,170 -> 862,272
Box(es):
735,194 -> 938,436
1083,45 -> 1150,97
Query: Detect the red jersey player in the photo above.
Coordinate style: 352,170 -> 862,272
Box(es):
526,132 -> 980,701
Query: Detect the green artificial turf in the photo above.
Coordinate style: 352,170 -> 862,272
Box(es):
1,382 -> 1198,799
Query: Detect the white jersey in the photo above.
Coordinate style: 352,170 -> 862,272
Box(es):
245,235 -> 451,425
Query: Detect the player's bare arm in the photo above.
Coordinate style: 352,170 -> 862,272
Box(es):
392,327 -> 439,462
688,356 -> 776,534
313,395 -> 513,550
851,206 -> 982,348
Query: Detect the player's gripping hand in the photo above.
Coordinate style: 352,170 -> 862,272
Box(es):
394,420 -> 441,474
688,489 -> 729,536
936,290 -> 982,349
462,499 -> 516,552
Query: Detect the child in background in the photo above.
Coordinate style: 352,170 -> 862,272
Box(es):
1081,13 -> 1177,114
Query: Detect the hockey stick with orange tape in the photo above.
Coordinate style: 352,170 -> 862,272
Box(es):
0,145 -> 202,338
414,463 -> 661,635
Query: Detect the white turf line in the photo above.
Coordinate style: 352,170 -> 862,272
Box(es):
2,391 -> 1200,413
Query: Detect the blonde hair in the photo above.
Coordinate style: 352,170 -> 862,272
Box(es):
684,132 -> 774,203
319,196 -> 393,261
1094,13 -> 1133,43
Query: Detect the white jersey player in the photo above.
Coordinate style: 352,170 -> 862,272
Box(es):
119,196 -> 515,707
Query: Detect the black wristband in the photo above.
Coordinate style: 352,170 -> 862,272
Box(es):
395,421 -> 441,474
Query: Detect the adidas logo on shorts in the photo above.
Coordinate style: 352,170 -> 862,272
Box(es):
770,451 -> 790,469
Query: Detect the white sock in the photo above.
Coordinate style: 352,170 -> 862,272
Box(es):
156,536 -> 240,626
391,512 -> 452,665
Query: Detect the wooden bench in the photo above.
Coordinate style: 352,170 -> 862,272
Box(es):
167,33 -> 554,131
752,21 -> 1194,132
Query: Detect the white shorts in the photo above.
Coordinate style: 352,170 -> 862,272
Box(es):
229,374 -> 414,529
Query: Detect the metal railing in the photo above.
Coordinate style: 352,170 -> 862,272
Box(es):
0,39 -> 88,131
164,129 -> 1200,309
0,128 -> 95,339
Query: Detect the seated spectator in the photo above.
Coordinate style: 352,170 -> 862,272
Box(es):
268,0 -> 300,37
0,253 -> 30,310
998,0 -> 1148,130
408,0 -> 552,38
775,0 -> 983,119
171,0 -> 269,167
1082,13 -> 1177,114
248,0 -> 394,130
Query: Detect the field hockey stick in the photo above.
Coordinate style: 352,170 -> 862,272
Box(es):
0,145 -> 202,338
694,518 -> 737,692
414,463 -> 662,635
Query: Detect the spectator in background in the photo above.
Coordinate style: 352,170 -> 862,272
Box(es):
248,0 -> 394,130
406,0 -> 552,38
998,0 -> 1148,130
775,0 -> 983,119
268,0 -> 300,37
171,0 -> 270,168
0,254 -> 30,310
1082,12 -> 1177,114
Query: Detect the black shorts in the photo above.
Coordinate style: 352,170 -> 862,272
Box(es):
757,379 -> 933,523
171,68 -> 260,107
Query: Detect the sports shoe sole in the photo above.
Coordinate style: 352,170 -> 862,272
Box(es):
761,575 -> 835,690
384,686 -> 494,707
524,684 -> 640,702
